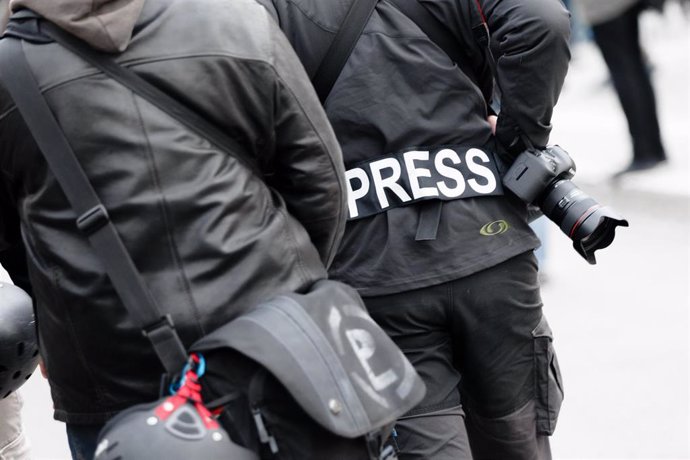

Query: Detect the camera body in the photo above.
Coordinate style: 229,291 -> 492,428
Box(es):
502,145 -> 575,204
502,146 -> 628,264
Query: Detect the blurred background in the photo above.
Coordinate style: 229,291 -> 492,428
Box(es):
1,1 -> 689,459
541,0 -> 690,458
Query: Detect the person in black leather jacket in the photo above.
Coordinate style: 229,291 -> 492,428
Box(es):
256,0 -> 571,458
0,0 -> 346,456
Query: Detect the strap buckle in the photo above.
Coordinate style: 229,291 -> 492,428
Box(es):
76,204 -> 110,235
141,314 -> 176,338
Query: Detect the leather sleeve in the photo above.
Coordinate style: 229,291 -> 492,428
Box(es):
0,174 -> 32,296
0,82 -> 34,296
265,17 -> 347,269
479,0 -> 571,155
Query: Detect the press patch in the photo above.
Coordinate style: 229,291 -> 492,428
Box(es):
346,145 -> 504,219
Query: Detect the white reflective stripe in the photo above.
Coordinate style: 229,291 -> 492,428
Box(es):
435,148 -> 466,198
466,148 -> 498,194
370,157 -> 412,209
403,150 -> 438,199
346,167 -> 369,219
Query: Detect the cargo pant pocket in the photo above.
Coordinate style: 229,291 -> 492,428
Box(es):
532,316 -> 564,435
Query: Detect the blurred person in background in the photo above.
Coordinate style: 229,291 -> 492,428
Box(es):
562,0 -> 593,44
0,2 -> 32,459
0,387 -> 31,460
575,0 -> 668,177
0,387 -> 31,459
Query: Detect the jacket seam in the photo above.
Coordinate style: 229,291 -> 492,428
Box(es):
275,206 -> 311,286
0,51 -> 285,121
131,95 -> 205,336
16,207 -> 110,404
50,266 -> 111,407
284,0 -> 340,33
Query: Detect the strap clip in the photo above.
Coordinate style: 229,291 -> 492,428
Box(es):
142,314 -> 176,338
76,204 -> 110,235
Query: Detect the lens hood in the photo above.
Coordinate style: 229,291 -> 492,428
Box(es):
571,207 -> 629,264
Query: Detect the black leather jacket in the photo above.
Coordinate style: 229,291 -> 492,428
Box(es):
257,0 -> 571,295
0,0 -> 346,423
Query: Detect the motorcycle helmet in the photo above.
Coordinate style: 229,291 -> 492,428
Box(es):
94,353 -> 258,460
0,282 -> 39,399
93,399 -> 259,460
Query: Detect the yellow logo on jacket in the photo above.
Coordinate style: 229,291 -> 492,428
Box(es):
480,220 -> 510,236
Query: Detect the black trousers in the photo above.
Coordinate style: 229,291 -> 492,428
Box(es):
364,251 -> 563,460
591,4 -> 666,163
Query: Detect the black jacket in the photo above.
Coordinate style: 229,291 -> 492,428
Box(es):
0,0 -> 346,423
257,0 -> 571,295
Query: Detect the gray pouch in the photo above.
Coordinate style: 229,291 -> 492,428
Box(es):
191,279 -> 426,438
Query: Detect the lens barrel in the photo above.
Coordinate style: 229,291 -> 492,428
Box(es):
539,180 -> 629,264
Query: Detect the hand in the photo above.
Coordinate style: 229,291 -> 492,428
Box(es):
39,357 -> 48,379
488,115 -> 498,135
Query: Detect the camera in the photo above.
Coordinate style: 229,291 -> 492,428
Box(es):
502,145 -> 628,264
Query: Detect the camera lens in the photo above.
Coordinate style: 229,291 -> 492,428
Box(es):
539,180 -> 629,264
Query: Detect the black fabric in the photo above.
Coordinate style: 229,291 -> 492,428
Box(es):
200,350 -> 377,460
387,0 -> 490,101
414,201 -> 442,241
590,5 -> 666,163
464,399 -> 552,460
393,405 -> 472,460
363,251 -> 561,457
0,196 -> 31,294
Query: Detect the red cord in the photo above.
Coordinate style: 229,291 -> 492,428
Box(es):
154,355 -> 219,429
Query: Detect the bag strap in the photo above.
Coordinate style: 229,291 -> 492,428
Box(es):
312,0 -> 490,240
0,30 -> 187,376
312,0 -> 379,102
38,21 -> 261,178
313,0 -> 495,105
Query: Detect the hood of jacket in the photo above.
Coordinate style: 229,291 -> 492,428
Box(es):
9,0 -> 144,52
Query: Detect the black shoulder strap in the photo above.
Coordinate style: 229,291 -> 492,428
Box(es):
0,30 -> 188,376
312,0 -> 379,103
314,0 -> 496,107
314,0 -> 495,241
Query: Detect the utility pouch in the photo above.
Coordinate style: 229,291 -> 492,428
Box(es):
532,316 -> 564,435
191,279 -> 426,440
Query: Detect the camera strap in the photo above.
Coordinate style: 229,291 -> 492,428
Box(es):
312,0 -> 379,103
